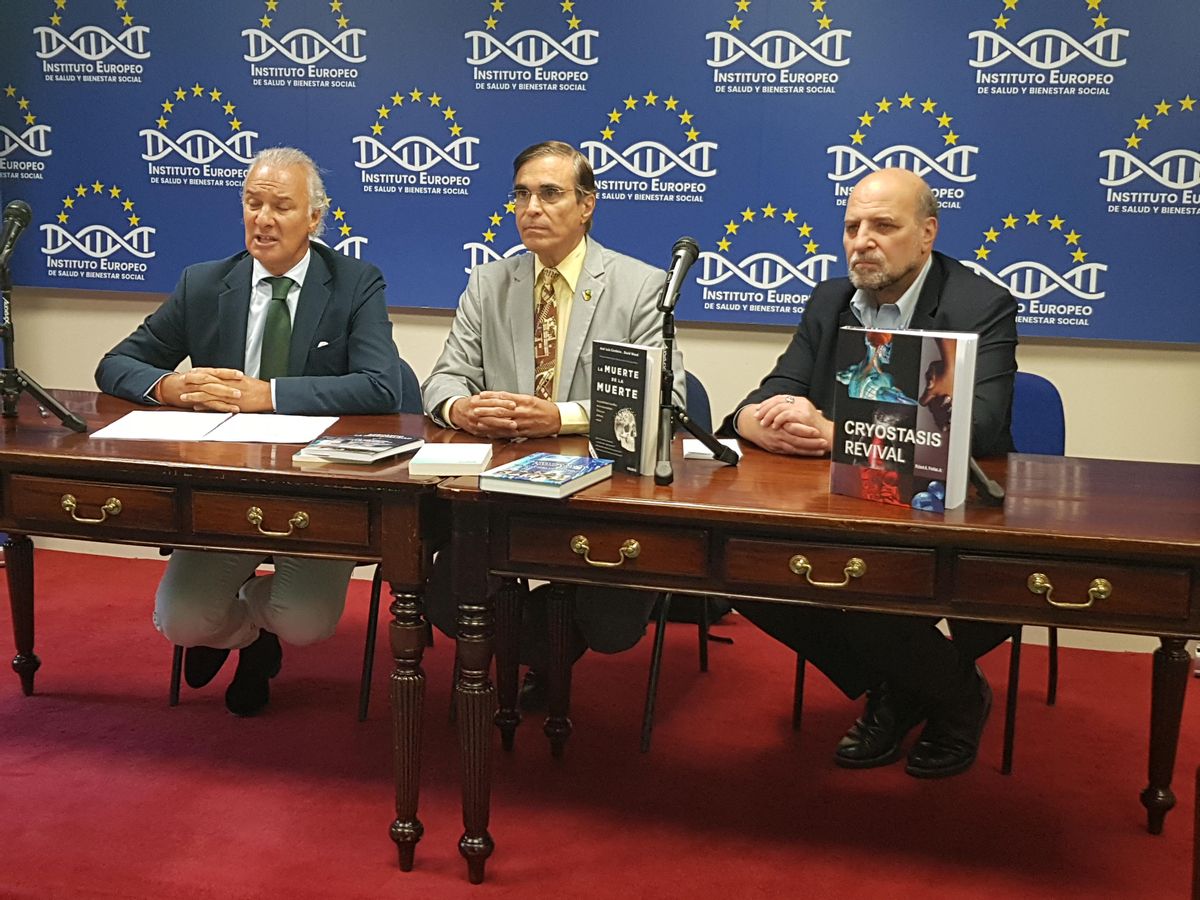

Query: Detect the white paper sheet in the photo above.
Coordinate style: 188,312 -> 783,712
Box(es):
89,410 -> 338,444
205,414 -> 338,444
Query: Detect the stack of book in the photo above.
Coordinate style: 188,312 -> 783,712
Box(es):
480,453 -> 613,499
292,433 -> 424,465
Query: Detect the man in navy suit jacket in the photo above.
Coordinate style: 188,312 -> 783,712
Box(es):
96,147 -> 403,716
721,168 -> 1018,779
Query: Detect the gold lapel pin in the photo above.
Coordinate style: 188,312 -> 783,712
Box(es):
583,289 -> 592,301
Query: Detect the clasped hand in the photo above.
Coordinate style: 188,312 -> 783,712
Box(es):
158,367 -> 273,413
737,393 -> 832,456
450,391 -> 561,438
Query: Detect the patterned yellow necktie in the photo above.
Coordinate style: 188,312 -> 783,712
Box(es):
533,267 -> 560,400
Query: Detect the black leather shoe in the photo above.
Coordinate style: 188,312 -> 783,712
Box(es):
905,668 -> 992,779
224,631 -> 282,717
834,684 -> 927,769
518,668 -> 548,712
184,645 -> 230,689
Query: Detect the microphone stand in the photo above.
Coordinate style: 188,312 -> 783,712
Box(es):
0,264 -> 87,432
653,302 -> 738,486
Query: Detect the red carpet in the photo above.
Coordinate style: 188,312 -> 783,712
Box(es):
0,550 -> 1194,898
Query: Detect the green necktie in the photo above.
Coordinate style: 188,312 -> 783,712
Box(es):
259,275 -> 293,381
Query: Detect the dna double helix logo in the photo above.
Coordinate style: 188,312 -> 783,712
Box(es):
1098,94 -> 1199,203
34,1 -> 149,65
1,86 -> 52,175
243,28 -> 366,65
139,84 -> 257,185
697,203 -> 837,319
466,28 -> 597,67
706,1 -> 850,77
319,203 -> 369,259
827,93 -> 977,191
969,5 -> 1128,77
42,179 -> 156,284
465,0 -> 597,87
462,201 -> 525,273
963,210 -> 1106,308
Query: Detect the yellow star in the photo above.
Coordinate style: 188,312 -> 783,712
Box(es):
330,0 -> 343,9
936,112 -> 953,128
370,122 -> 384,136
741,207 -> 755,222
192,83 -> 204,97
607,109 -> 622,124
17,97 -> 29,110
1064,230 -> 1081,246
156,116 -> 169,129
623,95 -> 638,110
920,97 -> 937,114
727,15 -> 742,31
561,0 -> 574,10
332,207 -> 345,221
174,87 -> 187,100
489,213 -> 503,226
1092,13 -> 1108,29
876,97 -> 893,113
49,14 -> 61,25
858,111 -> 874,127
492,0 -> 504,10
1004,0 -> 1018,9
428,93 -> 442,107
1133,114 -> 1151,130
983,228 -> 999,243
128,214 -> 140,227
443,107 -> 456,120
1154,99 -> 1171,116
850,130 -> 865,145
1025,209 -> 1042,225
974,245 -> 991,260
1124,133 -> 1141,149
449,123 -> 463,137
482,229 -> 496,244
23,113 -> 35,125
716,238 -> 732,252
160,100 -> 174,113
679,110 -> 694,125
761,203 -> 776,218
736,0 -> 751,10
336,14 -> 349,28
92,180 -> 104,194
664,96 -> 679,111
121,13 -> 133,25
115,0 -> 127,7
109,185 -> 122,198
1001,213 -> 1018,229
122,199 -> 134,212
390,92 -> 404,106
229,117 -> 242,132
797,222 -> 813,237
75,184 -> 88,197
63,197 -> 75,209
209,88 -> 222,102
685,127 -> 699,142
993,14 -> 1008,30
376,104 -> 390,118
1047,215 -> 1064,231
943,131 -> 959,146
898,93 -> 915,108
56,0 -> 66,8
339,223 -> 351,237
1071,248 -> 1088,263
782,209 -> 798,223
484,16 -> 498,30
567,15 -> 581,29
409,88 -> 423,102
223,101 -> 235,115
804,239 -> 820,254
600,126 -> 615,141
56,212 -> 69,224
811,0 -> 825,10
504,200 -> 516,214
643,90 -> 658,106
266,0 -> 278,9
260,15 -> 272,28
724,220 -> 739,235
817,15 -> 832,30
1086,0 -> 1101,8
3,85 -> 14,97
1181,95 -> 1197,112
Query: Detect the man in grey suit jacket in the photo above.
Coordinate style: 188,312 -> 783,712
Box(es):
423,140 -> 685,698
95,147 -> 404,716
722,168 -> 1017,778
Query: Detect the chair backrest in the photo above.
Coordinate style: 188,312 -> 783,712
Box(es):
397,357 -> 423,414
684,370 -> 713,433
1011,371 -> 1065,456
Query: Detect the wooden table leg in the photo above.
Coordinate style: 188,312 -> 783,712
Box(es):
1193,764 -> 1200,900
1141,636 -> 1189,834
5,535 -> 39,695
493,579 -> 524,752
543,584 -> 575,759
388,587 -> 427,871
454,505 -> 494,884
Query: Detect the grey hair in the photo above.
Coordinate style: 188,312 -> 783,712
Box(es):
243,146 -> 330,238
916,181 -> 939,222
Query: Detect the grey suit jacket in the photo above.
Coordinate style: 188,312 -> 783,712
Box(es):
95,242 -> 404,415
422,237 -> 686,425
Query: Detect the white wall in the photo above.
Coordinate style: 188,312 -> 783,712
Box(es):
13,286 -> 1200,465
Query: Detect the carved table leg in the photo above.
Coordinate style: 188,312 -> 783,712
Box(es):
455,505 -> 494,884
493,578 -> 524,752
1141,636 -> 1189,834
5,535 -> 38,695
543,584 -> 575,758
388,587 -> 426,871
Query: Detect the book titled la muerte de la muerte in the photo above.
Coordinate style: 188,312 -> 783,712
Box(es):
828,326 -> 978,512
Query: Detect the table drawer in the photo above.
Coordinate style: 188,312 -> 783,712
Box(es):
7,474 -> 177,533
724,537 -> 936,599
192,491 -> 369,548
507,516 -> 708,578
953,555 -> 1191,620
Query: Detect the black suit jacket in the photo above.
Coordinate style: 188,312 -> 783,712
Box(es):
720,251 -> 1018,456
95,242 -> 404,414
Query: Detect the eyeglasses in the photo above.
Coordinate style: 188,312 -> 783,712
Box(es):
508,186 -> 573,207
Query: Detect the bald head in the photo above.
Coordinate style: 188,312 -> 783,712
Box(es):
842,168 -> 939,304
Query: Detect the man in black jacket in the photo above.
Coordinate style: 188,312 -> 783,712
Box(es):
721,167 -> 1017,778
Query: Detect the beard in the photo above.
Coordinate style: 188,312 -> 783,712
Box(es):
848,253 -> 917,294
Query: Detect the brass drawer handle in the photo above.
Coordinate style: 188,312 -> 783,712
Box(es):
246,506 -> 310,537
788,555 -> 866,588
570,534 -> 640,568
60,493 -> 122,525
1027,573 -> 1111,609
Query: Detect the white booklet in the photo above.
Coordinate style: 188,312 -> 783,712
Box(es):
90,410 -> 338,443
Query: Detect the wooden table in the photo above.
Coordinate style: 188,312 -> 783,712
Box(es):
437,437 -> 1199,883
0,391 -> 442,871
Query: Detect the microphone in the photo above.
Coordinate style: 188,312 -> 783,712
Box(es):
0,200 -> 33,269
657,236 -> 699,312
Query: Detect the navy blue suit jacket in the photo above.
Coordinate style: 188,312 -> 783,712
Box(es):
721,251 -> 1018,457
95,242 -> 404,414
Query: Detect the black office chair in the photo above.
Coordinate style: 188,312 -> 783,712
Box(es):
791,370 -> 1067,773
169,356 -> 424,721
